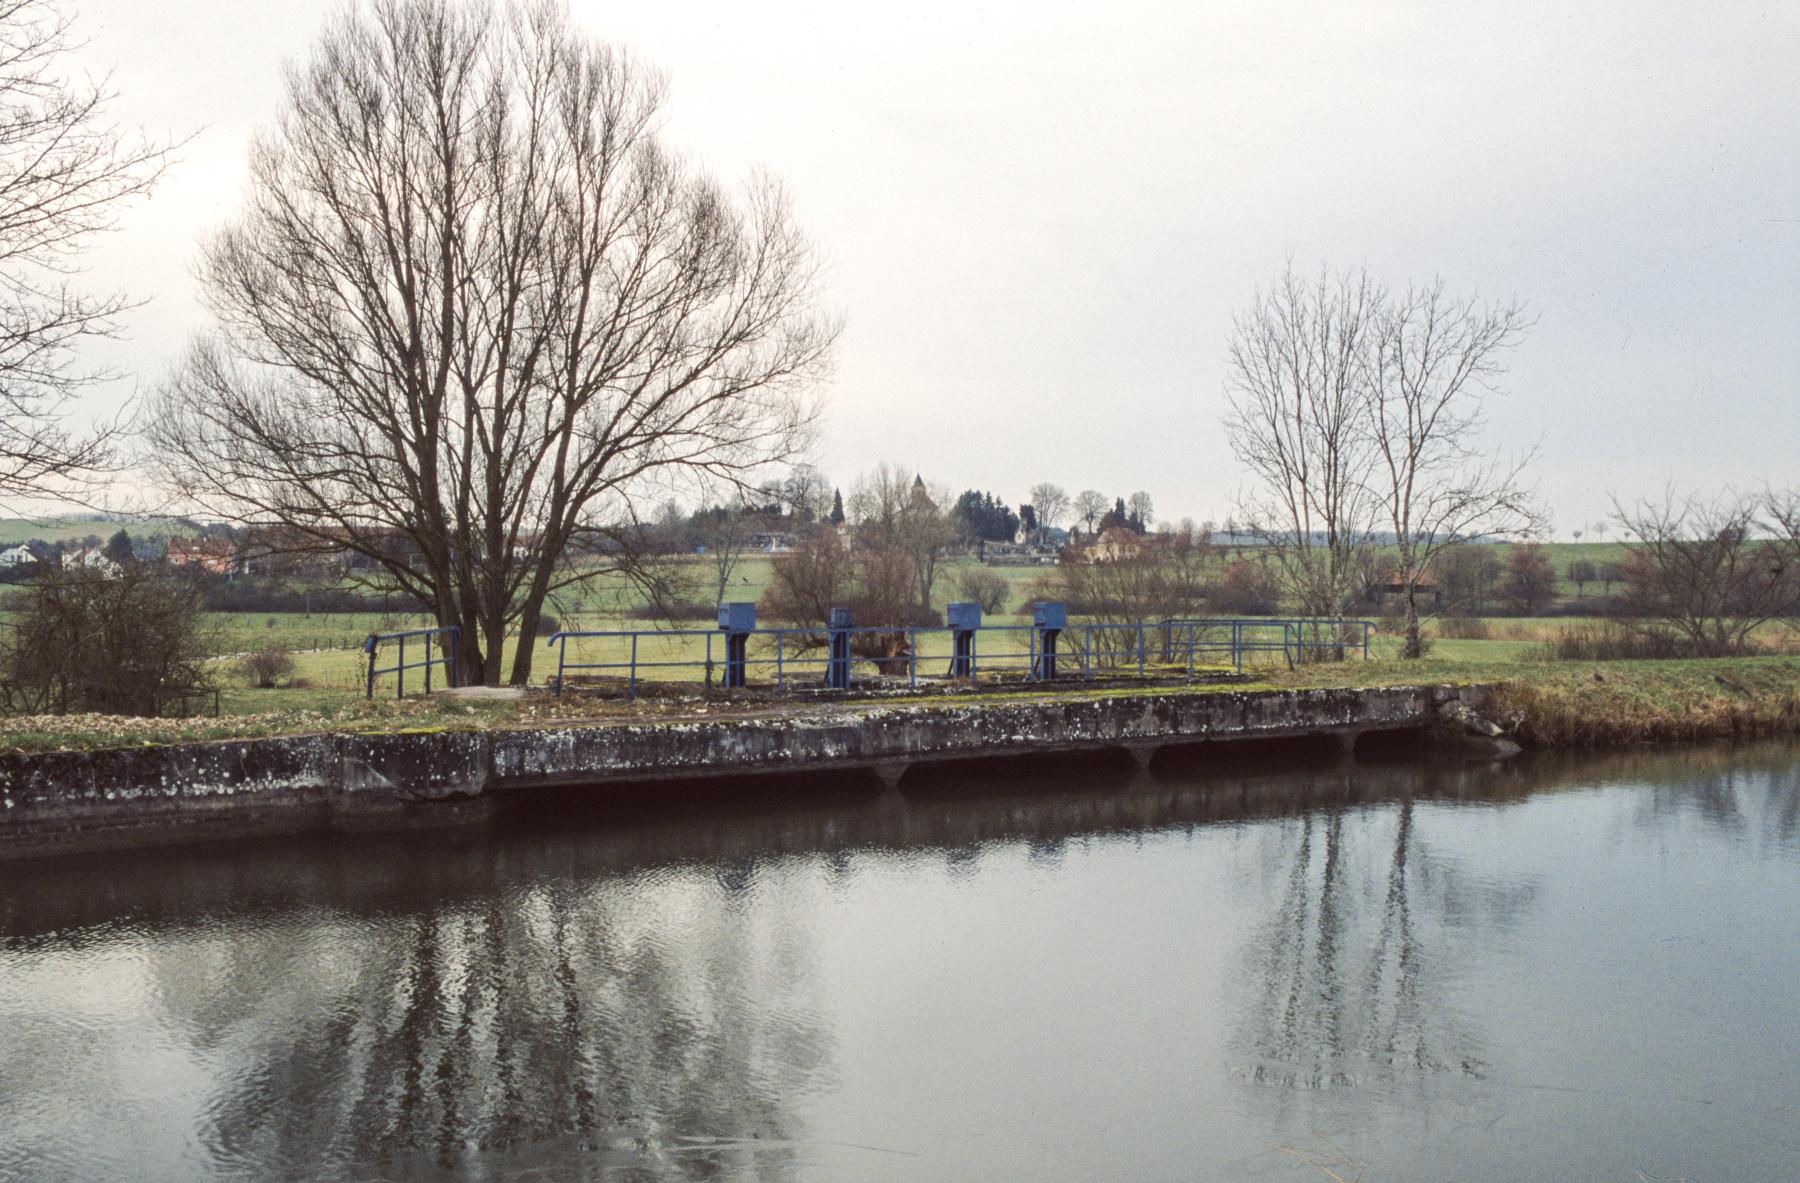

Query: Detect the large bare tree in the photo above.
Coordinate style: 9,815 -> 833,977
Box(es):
1612,488 -> 1796,655
1028,482 -> 1069,544
0,0 -> 176,505
1363,281 -> 1539,657
148,0 -> 833,684
1223,263 -> 1382,620
1072,488 -> 1107,535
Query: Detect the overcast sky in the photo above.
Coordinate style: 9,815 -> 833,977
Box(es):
55,0 -> 1800,533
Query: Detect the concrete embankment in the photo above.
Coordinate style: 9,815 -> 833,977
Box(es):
0,684 -> 1492,858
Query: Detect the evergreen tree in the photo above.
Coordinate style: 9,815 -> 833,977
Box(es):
103,529 -> 134,564
828,489 -> 846,526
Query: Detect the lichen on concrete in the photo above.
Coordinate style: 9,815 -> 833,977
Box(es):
0,683 -> 1486,857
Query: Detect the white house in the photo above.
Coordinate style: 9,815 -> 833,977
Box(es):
64,547 -> 122,578
0,544 -> 35,568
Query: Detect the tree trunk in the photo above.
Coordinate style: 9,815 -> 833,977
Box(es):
1402,585 -> 1422,659
510,596 -> 543,687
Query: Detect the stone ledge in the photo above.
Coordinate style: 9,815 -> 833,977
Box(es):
0,684 -> 1485,857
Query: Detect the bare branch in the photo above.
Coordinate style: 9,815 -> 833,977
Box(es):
0,0 -> 181,503
146,0 -> 834,685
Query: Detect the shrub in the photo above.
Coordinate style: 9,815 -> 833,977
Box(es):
1436,614 -> 1491,640
237,646 -> 296,688
954,567 -> 1010,615
1541,620 -> 1722,662
1212,558 -> 1281,615
623,599 -> 715,621
0,566 -> 213,716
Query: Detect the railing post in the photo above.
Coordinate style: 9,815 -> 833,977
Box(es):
397,634 -> 405,699
946,602 -> 980,680
776,631 -> 784,689
1137,624 -> 1145,679
628,633 -> 638,699
908,629 -> 917,689
827,609 -> 853,690
718,603 -> 754,688
1031,601 -> 1065,680
425,632 -> 433,694
364,635 -> 376,700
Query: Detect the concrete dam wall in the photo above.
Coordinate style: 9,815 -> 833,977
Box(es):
0,684 -> 1487,857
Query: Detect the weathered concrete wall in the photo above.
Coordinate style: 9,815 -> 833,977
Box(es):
0,684 -> 1484,857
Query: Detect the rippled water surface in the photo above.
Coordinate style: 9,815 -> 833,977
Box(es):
3,743 -> 1798,1181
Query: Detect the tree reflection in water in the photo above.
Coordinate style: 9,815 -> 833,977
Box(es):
165,865 -> 833,1180
1235,766 -> 1542,1095
5,741 -> 1794,1180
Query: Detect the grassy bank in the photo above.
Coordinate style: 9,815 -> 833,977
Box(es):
1,652 -> 1794,756
1262,654 -> 1800,750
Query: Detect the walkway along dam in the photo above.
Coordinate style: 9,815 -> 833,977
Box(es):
0,683 -> 1499,858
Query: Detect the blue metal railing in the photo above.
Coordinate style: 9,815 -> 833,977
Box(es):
363,626 -> 460,699
1158,617 -> 1375,674
542,617 -> 1376,697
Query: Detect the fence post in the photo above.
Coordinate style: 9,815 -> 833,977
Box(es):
364,636 -> 377,700
397,634 -> 405,699
425,632 -> 433,694
628,633 -> 638,699
1137,624 -> 1145,679
908,629 -> 917,689
776,631 -> 785,690
827,609 -> 853,690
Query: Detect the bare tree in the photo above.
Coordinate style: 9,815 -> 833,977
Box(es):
1612,488 -> 1795,655
691,500 -> 754,605
1127,490 -> 1154,529
1767,486 -> 1800,574
147,0 -> 833,685
849,463 -> 956,617
954,565 -> 1009,614
1223,264 -> 1381,620
1073,488 -> 1107,535
1053,521 -> 1213,662
0,0 -> 178,505
1363,281 -> 1540,656
773,462 -> 832,523
1028,482 -> 1069,540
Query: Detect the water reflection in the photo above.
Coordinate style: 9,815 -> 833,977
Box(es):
2,857 -> 836,1180
1236,794 -> 1535,1093
1,742 -> 1795,1181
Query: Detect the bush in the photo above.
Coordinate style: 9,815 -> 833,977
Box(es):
623,599 -> 715,621
1436,614 -> 1491,640
1211,558 -> 1281,615
0,566 -> 213,716
237,646 -> 296,688
955,567 -> 1010,615
1541,620 -> 1723,662
534,614 -> 562,638
200,575 -> 426,614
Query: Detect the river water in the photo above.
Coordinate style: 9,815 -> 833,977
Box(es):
2,743 -> 1797,1182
